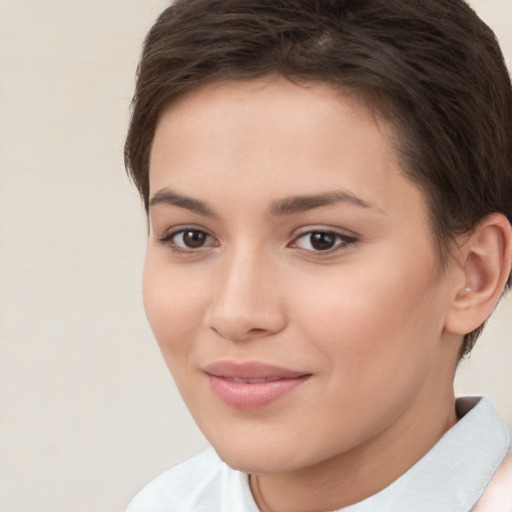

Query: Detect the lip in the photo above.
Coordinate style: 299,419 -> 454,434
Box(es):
204,361 -> 311,409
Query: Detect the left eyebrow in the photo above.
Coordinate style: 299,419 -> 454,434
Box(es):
270,190 -> 379,216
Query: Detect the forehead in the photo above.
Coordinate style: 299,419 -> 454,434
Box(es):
149,76 -> 426,220
154,77 -> 391,142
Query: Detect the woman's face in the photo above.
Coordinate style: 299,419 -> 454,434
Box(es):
143,77 -> 462,474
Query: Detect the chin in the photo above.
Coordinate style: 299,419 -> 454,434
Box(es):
218,445 -> 298,474
208,430 -> 326,475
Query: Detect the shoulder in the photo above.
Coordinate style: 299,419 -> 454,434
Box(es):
472,448 -> 512,512
125,447 -> 224,512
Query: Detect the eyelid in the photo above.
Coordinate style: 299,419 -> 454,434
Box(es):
156,224 -> 357,255
157,225 -> 219,253
288,227 -> 358,253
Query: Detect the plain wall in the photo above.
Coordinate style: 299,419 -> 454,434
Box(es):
0,1 -> 510,511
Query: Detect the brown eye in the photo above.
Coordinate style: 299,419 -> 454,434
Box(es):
292,230 -> 356,253
181,230 -> 208,248
309,232 -> 336,251
159,228 -> 216,252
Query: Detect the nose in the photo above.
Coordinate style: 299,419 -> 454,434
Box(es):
204,249 -> 287,342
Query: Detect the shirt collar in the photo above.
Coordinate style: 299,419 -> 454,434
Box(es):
341,396 -> 511,512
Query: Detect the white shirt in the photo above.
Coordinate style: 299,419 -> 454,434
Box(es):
125,397 -> 511,511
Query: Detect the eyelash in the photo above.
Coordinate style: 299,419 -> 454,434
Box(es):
158,227 -> 357,256
289,230 -> 357,254
158,227 -> 218,254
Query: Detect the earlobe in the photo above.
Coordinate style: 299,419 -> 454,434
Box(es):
445,213 -> 512,335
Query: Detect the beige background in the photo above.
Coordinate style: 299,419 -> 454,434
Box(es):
0,1 -> 510,511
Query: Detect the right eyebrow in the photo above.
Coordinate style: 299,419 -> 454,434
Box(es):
148,189 -> 217,217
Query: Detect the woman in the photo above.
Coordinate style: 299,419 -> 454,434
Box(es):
124,0 -> 512,510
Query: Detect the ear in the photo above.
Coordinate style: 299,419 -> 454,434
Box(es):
445,213 -> 512,336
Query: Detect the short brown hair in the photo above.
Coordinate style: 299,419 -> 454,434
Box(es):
125,0 -> 512,357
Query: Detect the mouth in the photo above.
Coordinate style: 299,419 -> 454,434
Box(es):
223,376 -> 283,383
203,361 -> 312,409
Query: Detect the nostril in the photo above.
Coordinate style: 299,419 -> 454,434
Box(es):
207,315 -> 285,342
248,328 -> 266,334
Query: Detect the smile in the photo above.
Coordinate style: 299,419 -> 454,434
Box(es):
204,361 -> 311,409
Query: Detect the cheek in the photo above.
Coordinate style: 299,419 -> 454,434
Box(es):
142,252 -> 207,358
285,265 -> 447,443
289,258 -> 446,376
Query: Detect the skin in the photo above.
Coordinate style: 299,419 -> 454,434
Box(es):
143,76 -> 466,511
